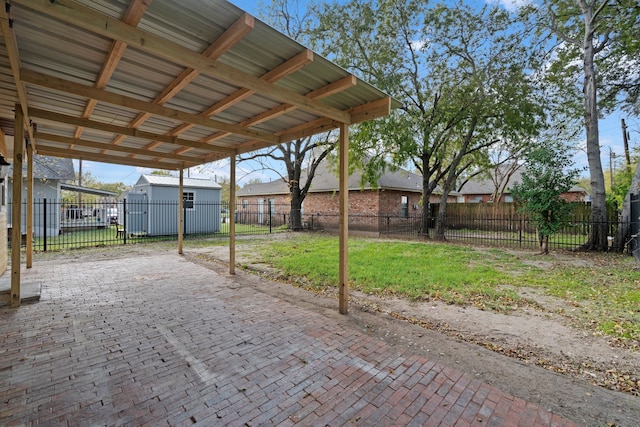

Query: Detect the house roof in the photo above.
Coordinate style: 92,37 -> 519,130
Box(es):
0,0 -> 397,171
457,167 -> 589,196
8,154 -> 75,181
136,174 -> 222,189
60,183 -> 118,196
237,159 -> 426,196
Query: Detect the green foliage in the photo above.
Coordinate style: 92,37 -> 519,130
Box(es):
511,144 -> 580,241
312,0 -> 545,211
607,164 -> 635,211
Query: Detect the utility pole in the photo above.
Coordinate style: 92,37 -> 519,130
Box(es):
609,147 -> 615,188
622,118 -> 631,168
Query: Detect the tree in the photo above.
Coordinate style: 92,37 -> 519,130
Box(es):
312,0 -> 544,239
511,144 -> 581,254
238,0 -> 336,231
536,0 -> 640,250
216,177 -> 240,205
240,135 -> 334,230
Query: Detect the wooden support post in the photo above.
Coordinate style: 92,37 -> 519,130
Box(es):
26,143 -> 33,268
10,105 -> 25,307
178,167 -> 184,255
338,123 -> 349,314
229,154 -> 236,275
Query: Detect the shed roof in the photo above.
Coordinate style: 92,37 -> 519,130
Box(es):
136,174 -> 222,189
0,0 -> 397,170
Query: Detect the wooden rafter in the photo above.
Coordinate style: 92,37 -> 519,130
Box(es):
228,97 -> 392,157
160,49 -> 314,157
34,132 -> 201,163
74,0 -> 151,140
13,0 -> 352,124
0,4 -> 34,143
21,70 -> 280,144
202,75 -> 357,144
29,108 -> 235,154
36,146 -> 186,170
108,13 -> 254,151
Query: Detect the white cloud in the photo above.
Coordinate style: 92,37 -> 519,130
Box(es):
488,0 -> 533,12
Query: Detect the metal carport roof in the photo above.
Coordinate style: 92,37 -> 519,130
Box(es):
0,0 -> 397,167
0,0 -> 397,312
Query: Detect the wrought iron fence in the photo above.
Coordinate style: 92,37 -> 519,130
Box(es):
7,199 -> 636,254
8,199 -> 294,252
308,209 -> 632,253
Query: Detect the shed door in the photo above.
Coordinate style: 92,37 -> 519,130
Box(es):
127,193 -> 148,235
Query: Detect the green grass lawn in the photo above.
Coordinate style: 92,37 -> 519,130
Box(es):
255,234 -> 640,344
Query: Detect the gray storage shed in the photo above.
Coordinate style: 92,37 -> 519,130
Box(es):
127,175 -> 222,236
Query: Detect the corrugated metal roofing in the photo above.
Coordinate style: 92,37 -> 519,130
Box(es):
137,174 -> 222,189
0,0 -> 398,170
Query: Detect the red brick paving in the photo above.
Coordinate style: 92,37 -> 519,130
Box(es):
0,253 -> 579,426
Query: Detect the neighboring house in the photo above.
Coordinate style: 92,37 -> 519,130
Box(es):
8,155 -> 75,237
124,175 -> 222,236
456,167 -> 590,203
237,160 -> 457,229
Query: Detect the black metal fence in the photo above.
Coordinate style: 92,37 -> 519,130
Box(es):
8,199 -> 294,252
7,199 -> 637,254
308,204 -> 631,253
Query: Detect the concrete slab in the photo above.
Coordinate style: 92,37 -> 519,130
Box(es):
0,273 -> 41,305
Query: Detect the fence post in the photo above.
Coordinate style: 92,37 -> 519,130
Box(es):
43,198 -> 47,252
123,198 -> 127,245
269,209 -> 272,234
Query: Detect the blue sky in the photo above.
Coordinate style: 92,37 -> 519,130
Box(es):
77,0 -> 637,187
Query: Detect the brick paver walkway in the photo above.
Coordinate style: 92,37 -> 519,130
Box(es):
0,253 -> 579,426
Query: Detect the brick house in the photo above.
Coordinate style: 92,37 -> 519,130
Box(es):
456,167 -> 590,203
237,161 -> 455,232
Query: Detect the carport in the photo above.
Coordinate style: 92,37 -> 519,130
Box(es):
0,0 -> 396,311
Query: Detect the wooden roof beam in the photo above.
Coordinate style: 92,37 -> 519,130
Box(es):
29,107 -> 235,154
165,49 -> 313,155
0,3 -> 35,143
34,132 -> 201,163
36,146 -> 188,170
121,13 -> 254,136
21,70 -> 280,144
202,75 -> 357,144
230,97 -> 392,156
75,0 -> 151,139
14,0 -> 352,124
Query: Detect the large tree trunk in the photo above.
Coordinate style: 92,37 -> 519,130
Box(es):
434,196 -> 448,240
539,234 -> 549,255
420,166 -> 433,238
289,188 -> 304,231
580,2 -> 609,251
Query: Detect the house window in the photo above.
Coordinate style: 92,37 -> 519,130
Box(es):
268,198 -> 275,215
183,192 -> 195,209
401,195 -> 408,218
242,199 -> 248,209
504,195 -> 514,203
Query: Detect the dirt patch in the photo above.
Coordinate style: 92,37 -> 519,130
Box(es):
27,239 -> 640,426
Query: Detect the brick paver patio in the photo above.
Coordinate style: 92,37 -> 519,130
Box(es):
0,253 -> 579,426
